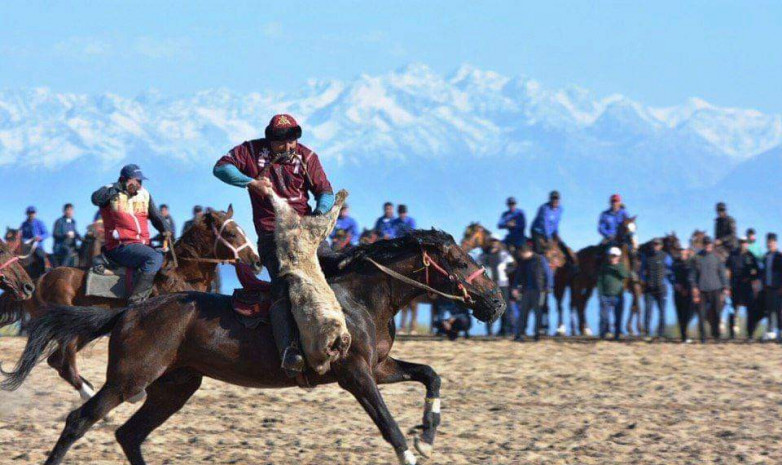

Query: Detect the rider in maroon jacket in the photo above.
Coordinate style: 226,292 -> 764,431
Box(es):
214,114 -> 336,376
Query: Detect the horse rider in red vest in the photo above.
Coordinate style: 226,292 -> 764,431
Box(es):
91,164 -> 171,303
213,114 -> 336,377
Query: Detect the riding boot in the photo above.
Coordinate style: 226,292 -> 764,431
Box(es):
269,297 -> 306,377
128,272 -> 156,304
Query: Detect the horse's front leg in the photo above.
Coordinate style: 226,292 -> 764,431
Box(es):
376,357 -> 441,458
336,357 -> 417,465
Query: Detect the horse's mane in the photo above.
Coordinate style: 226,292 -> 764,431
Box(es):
322,229 -> 455,277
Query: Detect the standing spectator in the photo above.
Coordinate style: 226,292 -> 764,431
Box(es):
598,194 -> 632,245
511,245 -> 552,342
672,248 -> 695,342
181,205 -> 204,236
152,204 -> 177,247
691,236 -> 729,342
392,204 -> 416,237
330,203 -> 360,249
19,206 -> 50,266
640,238 -> 673,339
762,233 -> 782,342
530,190 -> 576,266
597,247 -> 629,340
373,202 -> 397,240
746,228 -> 764,261
714,202 -> 738,252
52,203 -> 81,267
480,238 -> 515,336
497,196 -> 526,251
726,237 -> 759,339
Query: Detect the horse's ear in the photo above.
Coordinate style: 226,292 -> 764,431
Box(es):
226,204 -> 234,219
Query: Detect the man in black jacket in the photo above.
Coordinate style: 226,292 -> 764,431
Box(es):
640,238 -> 673,339
762,233 -> 782,342
691,236 -> 729,342
715,202 -> 738,252
512,245 -> 552,342
726,237 -> 759,339
672,247 -> 695,342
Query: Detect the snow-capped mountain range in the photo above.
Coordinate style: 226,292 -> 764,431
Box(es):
2,63 -> 781,251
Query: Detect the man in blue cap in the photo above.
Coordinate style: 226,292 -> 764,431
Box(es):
19,205 -> 50,268
91,164 -> 171,303
498,196 -> 526,251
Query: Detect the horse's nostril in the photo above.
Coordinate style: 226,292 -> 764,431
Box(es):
24,283 -> 35,294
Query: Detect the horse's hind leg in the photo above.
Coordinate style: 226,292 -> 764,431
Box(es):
44,383 -> 123,465
47,338 -> 94,400
376,357 -> 441,458
337,358 -> 415,465
116,371 -> 202,465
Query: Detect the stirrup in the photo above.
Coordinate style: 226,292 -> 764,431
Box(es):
281,346 -> 305,376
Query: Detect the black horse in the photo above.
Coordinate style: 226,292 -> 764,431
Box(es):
2,229 -> 504,465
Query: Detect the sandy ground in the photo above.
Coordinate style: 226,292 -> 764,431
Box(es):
1,337 -> 781,464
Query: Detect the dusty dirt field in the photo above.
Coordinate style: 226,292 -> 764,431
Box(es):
1,337 -> 781,464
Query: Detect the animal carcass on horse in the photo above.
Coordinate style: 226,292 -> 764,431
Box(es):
268,187 -> 352,375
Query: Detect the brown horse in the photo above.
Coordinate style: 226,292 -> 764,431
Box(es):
0,206 -> 261,400
4,228 -> 50,280
558,216 -> 642,336
2,230 -> 504,465
77,219 -> 105,268
0,239 -> 36,302
690,229 -> 731,262
460,222 -> 492,252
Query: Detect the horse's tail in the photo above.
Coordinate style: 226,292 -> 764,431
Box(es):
0,293 -> 26,330
0,304 -> 125,391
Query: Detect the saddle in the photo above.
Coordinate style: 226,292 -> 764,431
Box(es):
84,253 -> 134,299
231,263 -> 273,328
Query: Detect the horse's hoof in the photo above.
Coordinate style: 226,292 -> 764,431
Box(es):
128,390 -> 147,404
583,328 -> 593,337
414,437 -> 433,458
78,383 -> 95,401
556,325 -> 566,336
397,449 -> 417,465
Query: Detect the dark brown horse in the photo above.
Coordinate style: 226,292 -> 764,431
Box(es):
556,216 -> 641,335
0,239 -> 36,303
2,230 -> 504,465
77,218 -> 105,268
4,227 -> 50,280
0,206 -> 261,400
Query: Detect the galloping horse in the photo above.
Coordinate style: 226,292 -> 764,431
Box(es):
559,216 -> 642,336
0,239 -> 36,302
2,230 -> 504,465
0,206 -> 261,400
4,227 -> 50,280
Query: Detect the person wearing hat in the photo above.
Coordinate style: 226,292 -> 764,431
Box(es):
19,205 -> 50,269
531,190 -> 576,265
640,238 -> 673,339
52,203 -> 82,267
181,205 -> 204,237
511,244 -> 552,342
392,204 -> 416,238
714,202 -> 738,252
726,237 -> 759,339
329,203 -> 360,250
672,247 -> 696,342
497,196 -> 526,251
213,114 -> 335,376
746,228 -> 764,261
761,233 -> 782,341
91,164 -> 171,303
597,246 -> 630,340
598,194 -> 632,245
690,236 -> 729,342
373,202 -> 397,239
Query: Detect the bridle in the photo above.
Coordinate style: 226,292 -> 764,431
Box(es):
0,255 -> 20,278
365,248 -> 486,303
176,218 -> 256,266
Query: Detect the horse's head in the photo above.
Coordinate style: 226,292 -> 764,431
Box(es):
618,216 -> 638,249
4,228 -> 19,250
0,240 -> 35,300
359,229 -> 379,245
197,205 -> 262,272
415,230 -> 505,324
460,223 -> 491,252
662,231 -> 682,256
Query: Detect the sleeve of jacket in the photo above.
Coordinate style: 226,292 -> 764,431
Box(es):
718,260 -> 729,289
147,197 -> 169,234
91,183 -> 121,207
52,218 -> 65,241
214,142 -> 251,175
36,220 -> 50,241
497,213 -> 509,230
640,254 -> 648,283
303,152 -> 333,197
597,212 -> 609,237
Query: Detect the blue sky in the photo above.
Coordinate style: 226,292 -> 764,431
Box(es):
1,1 -> 781,112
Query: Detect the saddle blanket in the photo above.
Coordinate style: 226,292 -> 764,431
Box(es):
85,267 -> 134,299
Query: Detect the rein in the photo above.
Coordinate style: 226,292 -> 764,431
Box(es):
0,256 -> 20,277
15,239 -> 37,260
365,250 -> 485,303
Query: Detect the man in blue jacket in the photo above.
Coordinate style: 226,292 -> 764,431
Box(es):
531,190 -> 575,265
52,203 -> 82,267
392,204 -> 416,237
330,203 -> 360,249
19,206 -> 50,268
598,194 -> 632,245
498,196 -> 526,251
374,202 -> 397,240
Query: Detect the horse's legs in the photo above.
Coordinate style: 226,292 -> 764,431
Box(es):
410,303 -> 418,334
376,357 -> 441,458
44,383 -> 124,465
337,359 -> 415,465
46,338 -> 93,400
116,371 -> 203,465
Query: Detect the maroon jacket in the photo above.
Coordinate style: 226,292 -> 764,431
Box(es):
215,139 -> 333,234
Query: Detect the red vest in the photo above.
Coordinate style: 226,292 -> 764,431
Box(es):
100,187 -> 151,250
